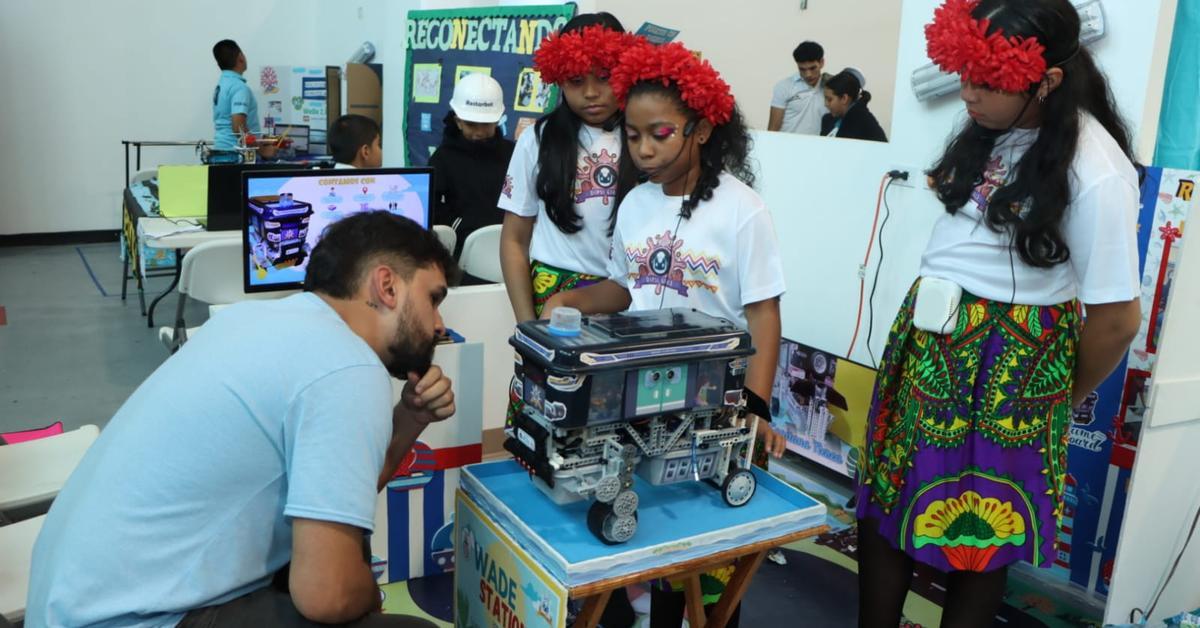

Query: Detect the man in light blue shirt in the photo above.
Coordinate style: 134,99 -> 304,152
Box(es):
27,212 -> 456,627
212,39 -> 260,150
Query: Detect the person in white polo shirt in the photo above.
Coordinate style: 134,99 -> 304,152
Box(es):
767,40 -> 833,135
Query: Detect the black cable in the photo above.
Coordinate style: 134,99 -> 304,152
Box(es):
865,178 -> 896,369
1008,243 -> 1017,305
1133,498 -> 1200,622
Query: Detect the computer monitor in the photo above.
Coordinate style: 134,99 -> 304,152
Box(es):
241,167 -> 433,293
274,123 -> 310,154
206,163 -> 296,232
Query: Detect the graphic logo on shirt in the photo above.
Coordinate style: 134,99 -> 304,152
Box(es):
259,67 -> 280,94
575,149 -> 619,205
626,230 -> 722,297
502,174 -> 514,199
971,154 -> 1008,208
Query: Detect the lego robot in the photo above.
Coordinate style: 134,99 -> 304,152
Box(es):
247,193 -> 313,268
504,308 -> 760,545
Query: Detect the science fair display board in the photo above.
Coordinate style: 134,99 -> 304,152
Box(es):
403,5 -> 576,166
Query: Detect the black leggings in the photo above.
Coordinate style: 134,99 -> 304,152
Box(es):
857,518 -> 1008,628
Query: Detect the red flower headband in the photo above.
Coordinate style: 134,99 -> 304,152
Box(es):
925,0 -> 1047,93
610,41 -> 735,126
533,25 -> 635,85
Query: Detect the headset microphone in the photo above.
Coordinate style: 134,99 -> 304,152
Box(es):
602,112 -> 622,132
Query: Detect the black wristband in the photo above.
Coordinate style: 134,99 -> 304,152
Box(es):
742,388 -> 772,423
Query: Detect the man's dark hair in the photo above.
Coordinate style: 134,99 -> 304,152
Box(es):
304,212 -> 458,298
792,41 -> 824,63
329,114 -> 382,165
213,40 -> 242,71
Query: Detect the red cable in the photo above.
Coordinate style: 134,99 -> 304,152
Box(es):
846,173 -> 892,359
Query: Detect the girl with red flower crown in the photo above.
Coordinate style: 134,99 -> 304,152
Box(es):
498,13 -> 641,323
857,1 -> 1143,626
542,39 -> 787,626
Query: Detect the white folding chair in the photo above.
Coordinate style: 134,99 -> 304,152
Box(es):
0,425 -> 99,514
432,225 -> 457,257
0,514 -> 44,624
129,168 -> 157,187
458,224 -> 503,283
156,238 -> 290,353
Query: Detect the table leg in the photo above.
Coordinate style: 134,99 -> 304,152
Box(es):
704,551 -> 768,628
684,573 -> 707,628
146,248 -> 182,328
120,250 -> 130,302
572,589 -> 613,628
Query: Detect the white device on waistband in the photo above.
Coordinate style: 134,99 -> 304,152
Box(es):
913,277 -> 963,335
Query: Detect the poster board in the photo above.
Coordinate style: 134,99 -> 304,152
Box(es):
403,5 -> 577,166
371,342 -> 484,583
770,340 -> 877,477
347,63 -> 384,129
454,489 -> 569,628
256,65 -> 329,154
1045,166 -> 1198,594
326,65 -> 342,138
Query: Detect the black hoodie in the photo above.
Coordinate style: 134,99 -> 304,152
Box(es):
428,112 -> 516,259
820,100 -> 888,143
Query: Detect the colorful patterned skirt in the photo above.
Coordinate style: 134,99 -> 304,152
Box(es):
856,281 -> 1081,572
530,259 -> 605,318
507,260 -> 605,428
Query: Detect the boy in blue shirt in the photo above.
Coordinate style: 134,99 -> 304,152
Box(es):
212,39 -> 261,150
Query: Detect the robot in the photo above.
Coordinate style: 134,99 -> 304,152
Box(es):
247,193 -> 313,267
504,308 -> 760,545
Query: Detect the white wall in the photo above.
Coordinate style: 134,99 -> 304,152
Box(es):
314,0 -> 421,168
598,0 -> 902,134
0,0 -> 423,236
0,1 -> 326,235
757,0 -> 1169,365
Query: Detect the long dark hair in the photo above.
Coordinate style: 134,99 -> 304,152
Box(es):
927,0 -> 1134,268
826,70 -> 872,107
623,81 -> 755,219
534,12 -> 637,235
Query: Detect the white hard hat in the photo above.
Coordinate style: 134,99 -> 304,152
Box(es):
450,73 -> 504,123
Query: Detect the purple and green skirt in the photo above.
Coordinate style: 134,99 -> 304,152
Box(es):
856,282 -> 1081,572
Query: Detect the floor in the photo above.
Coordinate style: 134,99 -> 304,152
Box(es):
1,242 -> 1103,627
0,242 -> 204,433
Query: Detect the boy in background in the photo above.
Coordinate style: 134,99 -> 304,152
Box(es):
329,114 -> 383,169
428,73 -> 515,264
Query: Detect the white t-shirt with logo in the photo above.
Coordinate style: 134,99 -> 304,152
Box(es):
919,114 -> 1141,305
770,73 -> 827,135
499,124 -> 622,275
607,173 -> 786,328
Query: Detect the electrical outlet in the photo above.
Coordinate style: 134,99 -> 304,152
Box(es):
887,165 -> 925,189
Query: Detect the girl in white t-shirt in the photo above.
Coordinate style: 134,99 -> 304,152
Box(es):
856,1 -> 1144,626
543,39 -> 787,627
498,13 -> 640,323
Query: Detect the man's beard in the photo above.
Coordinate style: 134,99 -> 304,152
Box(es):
384,302 -> 437,379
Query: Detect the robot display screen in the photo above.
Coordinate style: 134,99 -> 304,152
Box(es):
242,167 -> 432,293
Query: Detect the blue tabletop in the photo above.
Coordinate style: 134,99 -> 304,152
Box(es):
461,459 -> 826,586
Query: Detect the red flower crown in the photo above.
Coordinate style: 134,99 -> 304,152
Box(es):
925,0 -> 1047,93
532,25 -> 637,85
610,41 -> 735,126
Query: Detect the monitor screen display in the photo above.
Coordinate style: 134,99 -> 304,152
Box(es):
273,124 -> 310,153
242,167 -> 433,293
